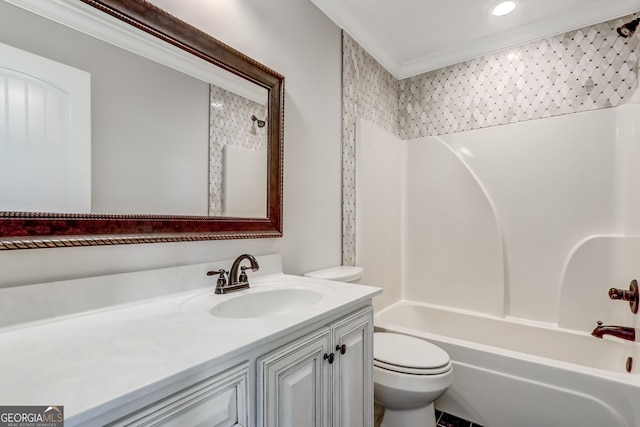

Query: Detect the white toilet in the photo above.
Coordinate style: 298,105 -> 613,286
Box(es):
374,332 -> 453,427
304,265 -> 453,427
304,265 -> 364,283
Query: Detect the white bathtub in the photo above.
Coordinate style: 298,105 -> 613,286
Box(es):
375,301 -> 640,427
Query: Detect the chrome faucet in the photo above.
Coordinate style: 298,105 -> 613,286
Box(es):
591,321 -> 636,341
207,254 -> 260,294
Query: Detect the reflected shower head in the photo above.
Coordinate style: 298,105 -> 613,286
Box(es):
617,17 -> 640,38
251,115 -> 266,128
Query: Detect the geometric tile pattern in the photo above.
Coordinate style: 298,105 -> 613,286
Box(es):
399,13 -> 640,138
342,13 -> 640,264
342,33 -> 400,265
209,85 -> 268,216
374,407 -> 484,427
436,410 -> 484,427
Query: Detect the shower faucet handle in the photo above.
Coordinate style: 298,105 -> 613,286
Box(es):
609,288 -> 631,300
608,279 -> 639,314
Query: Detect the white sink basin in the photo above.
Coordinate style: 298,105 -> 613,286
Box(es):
210,288 -> 322,319
181,282 -> 334,319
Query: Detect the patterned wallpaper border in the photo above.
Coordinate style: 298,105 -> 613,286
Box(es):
342,13 -> 640,265
399,14 -> 640,139
342,33 -> 399,265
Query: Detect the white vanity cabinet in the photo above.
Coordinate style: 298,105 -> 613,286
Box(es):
331,306 -> 374,427
1,254 -> 382,427
257,306 -> 374,427
107,363 -> 249,427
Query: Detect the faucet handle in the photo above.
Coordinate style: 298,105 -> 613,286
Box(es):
609,288 -> 632,300
207,269 -> 227,287
608,279 -> 639,314
238,266 -> 250,283
596,320 -> 603,327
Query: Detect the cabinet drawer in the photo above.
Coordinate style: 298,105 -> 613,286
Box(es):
108,363 -> 249,427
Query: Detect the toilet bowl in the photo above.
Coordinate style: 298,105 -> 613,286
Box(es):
304,266 -> 452,426
374,332 -> 453,427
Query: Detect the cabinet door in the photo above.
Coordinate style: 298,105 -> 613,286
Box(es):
257,327 -> 331,427
331,307 -> 374,427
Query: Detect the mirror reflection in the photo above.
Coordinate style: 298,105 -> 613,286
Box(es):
0,0 -> 268,218
209,85 -> 268,218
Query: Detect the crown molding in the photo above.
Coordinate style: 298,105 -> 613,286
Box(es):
399,0 -> 640,78
311,0 -> 640,80
310,0 -> 401,77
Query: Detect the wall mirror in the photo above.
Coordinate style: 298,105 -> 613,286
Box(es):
0,0 -> 284,249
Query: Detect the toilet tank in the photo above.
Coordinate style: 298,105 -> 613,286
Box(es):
304,266 -> 364,283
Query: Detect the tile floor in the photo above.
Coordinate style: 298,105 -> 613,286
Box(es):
436,410 -> 485,427
374,404 -> 484,427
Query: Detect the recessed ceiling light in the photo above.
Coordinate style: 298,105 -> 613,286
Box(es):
491,1 -> 516,16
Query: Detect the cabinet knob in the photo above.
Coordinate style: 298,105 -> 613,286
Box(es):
336,344 -> 347,355
324,353 -> 335,364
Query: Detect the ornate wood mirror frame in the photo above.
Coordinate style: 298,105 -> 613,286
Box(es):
0,0 -> 284,250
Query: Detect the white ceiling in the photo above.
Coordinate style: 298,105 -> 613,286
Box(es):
310,0 -> 640,79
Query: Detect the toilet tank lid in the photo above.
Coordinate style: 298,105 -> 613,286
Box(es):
304,266 -> 363,282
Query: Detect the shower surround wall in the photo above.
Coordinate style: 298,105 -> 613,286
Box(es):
343,13 -> 640,265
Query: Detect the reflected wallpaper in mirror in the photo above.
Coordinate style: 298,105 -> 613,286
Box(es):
209,85 -> 268,218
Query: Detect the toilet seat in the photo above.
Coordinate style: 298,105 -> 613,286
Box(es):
374,332 -> 451,375
374,358 -> 451,375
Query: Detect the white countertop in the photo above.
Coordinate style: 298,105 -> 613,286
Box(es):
0,260 -> 380,425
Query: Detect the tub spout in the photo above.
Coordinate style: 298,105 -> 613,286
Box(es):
591,321 -> 636,341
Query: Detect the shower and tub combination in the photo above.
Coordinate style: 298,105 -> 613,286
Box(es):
355,82 -> 640,425
375,300 -> 640,426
